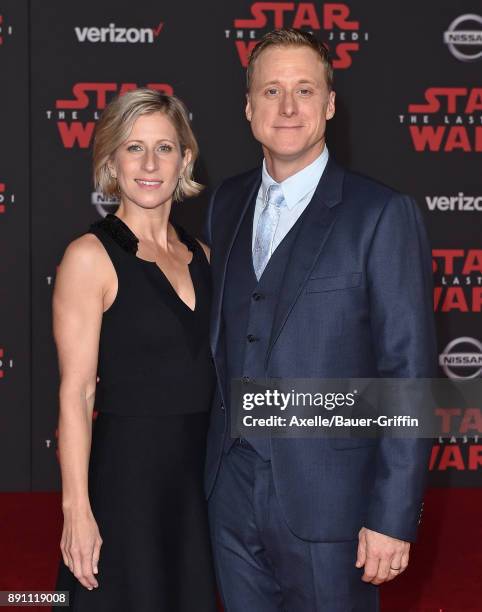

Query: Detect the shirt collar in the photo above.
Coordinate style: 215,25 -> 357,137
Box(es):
261,146 -> 329,210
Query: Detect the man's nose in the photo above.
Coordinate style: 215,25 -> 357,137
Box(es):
279,92 -> 297,117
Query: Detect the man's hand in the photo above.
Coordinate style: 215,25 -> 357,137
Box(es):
356,527 -> 410,584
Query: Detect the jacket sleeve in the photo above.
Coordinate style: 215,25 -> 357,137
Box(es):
203,184 -> 221,248
364,194 -> 437,542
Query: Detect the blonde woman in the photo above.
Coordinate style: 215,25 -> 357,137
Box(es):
54,89 -> 217,611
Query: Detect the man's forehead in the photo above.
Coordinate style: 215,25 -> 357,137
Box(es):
254,47 -> 324,74
254,65 -> 324,88
258,77 -> 321,86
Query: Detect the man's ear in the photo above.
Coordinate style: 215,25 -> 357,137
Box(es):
245,93 -> 252,122
326,90 -> 336,121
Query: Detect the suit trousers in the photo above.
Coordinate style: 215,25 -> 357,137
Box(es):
208,440 -> 379,612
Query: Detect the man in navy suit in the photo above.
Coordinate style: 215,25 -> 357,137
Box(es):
205,28 -> 436,611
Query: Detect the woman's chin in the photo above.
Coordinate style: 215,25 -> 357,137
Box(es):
121,189 -> 172,209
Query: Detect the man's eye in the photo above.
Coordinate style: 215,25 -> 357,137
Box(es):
127,144 -> 142,152
298,89 -> 312,96
266,88 -> 279,96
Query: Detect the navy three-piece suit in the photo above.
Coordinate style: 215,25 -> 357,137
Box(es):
205,157 -> 436,611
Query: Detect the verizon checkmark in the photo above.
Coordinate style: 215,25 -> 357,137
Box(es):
152,21 -> 164,37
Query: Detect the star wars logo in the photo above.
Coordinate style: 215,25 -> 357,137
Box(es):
46,82 -> 174,149
0,13 -> 13,46
430,441 -> 482,471
226,2 -> 368,70
0,182 -> 15,213
431,385 -> 482,471
0,182 -> 6,213
436,408 -> 482,435
432,249 -> 482,313
399,87 -> 482,152
0,347 -> 13,379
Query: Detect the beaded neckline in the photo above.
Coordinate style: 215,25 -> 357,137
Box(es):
90,214 -> 138,254
90,213 -> 195,255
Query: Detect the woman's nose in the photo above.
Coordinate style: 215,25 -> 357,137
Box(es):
142,150 -> 158,171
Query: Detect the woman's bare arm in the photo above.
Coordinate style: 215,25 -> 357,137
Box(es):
53,233 -> 114,590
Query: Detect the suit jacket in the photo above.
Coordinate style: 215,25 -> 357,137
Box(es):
205,157 -> 436,542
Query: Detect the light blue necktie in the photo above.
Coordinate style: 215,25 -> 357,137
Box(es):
253,183 -> 287,280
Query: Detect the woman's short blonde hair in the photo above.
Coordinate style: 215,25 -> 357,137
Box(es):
93,88 -> 203,202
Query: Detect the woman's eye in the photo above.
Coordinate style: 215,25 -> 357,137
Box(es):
266,88 -> 279,96
126,143 -> 173,153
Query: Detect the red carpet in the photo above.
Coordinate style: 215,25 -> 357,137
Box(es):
0,489 -> 480,611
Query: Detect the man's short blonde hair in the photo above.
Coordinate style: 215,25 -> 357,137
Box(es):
247,28 -> 334,92
93,88 -> 202,202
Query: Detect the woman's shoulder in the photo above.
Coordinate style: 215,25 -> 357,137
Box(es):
60,233 -> 111,276
53,233 -> 116,319
65,232 -> 105,258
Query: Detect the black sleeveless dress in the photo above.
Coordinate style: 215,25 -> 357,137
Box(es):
55,214 -> 217,612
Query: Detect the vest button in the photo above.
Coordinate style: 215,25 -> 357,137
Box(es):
247,334 -> 258,343
252,292 -> 263,301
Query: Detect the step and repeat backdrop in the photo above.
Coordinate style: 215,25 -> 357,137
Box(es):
0,0 -> 480,490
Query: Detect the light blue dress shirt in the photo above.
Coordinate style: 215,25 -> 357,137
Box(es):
252,146 -> 329,254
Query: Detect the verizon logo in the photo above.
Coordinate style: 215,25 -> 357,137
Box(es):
74,21 -> 163,44
426,194 -> 482,212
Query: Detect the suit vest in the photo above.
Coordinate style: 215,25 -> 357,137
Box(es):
222,195 -> 306,458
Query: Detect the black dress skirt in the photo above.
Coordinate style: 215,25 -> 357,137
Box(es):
54,215 -> 217,611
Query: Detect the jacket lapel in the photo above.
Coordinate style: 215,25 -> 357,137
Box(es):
211,170 -> 261,355
267,158 -> 345,361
